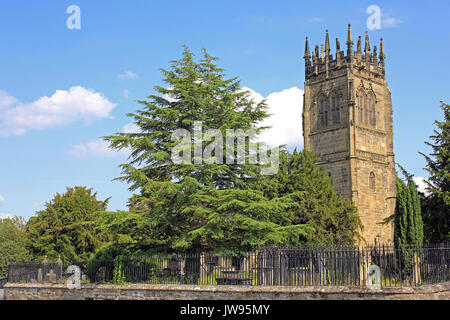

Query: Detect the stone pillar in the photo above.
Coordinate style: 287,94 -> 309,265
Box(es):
41,255 -> 48,283
56,255 -> 63,283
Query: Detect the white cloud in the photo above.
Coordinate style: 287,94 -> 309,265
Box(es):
68,123 -> 137,159
123,89 -> 130,99
0,213 -> 13,220
309,17 -> 324,23
0,86 -> 116,137
117,71 -> 138,79
123,123 -> 141,134
32,201 -> 41,208
68,86 -> 304,158
0,194 -> 4,203
0,90 -> 18,110
382,17 -> 403,28
381,11 -> 404,29
68,139 -> 129,159
243,86 -> 304,149
413,177 -> 430,195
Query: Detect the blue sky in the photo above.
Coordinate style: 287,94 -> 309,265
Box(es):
0,0 -> 449,219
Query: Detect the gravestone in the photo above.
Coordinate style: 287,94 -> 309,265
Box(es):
46,269 -> 57,283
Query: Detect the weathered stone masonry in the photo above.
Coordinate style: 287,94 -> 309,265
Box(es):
4,282 -> 450,300
302,25 -> 396,244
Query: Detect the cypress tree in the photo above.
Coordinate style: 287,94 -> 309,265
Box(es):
395,165 -> 424,248
394,177 -> 408,250
394,166 -> 424,277
409,178 -> 424,246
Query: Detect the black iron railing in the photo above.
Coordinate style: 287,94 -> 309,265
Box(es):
0,278 -> 7,288
7,244 -> 450,287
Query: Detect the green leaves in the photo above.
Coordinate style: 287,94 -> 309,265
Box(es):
104,46 -> 270,191
94,176 -> 316,255
257,149 -> 361,245
393,167 -> 424,278
183,187 -> 313,253
420,102 -> 450,243
25,186 -> 107,262
394,167 -> 424,249
0,217 -> 31,277
94,47 -> 361,257
95,149 -> 360,256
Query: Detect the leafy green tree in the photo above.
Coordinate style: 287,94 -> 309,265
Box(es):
396,165 -> 424,247
95,178 -> 210,256
97,47 -> 361,256
394,177 -> 407,249
98,46 -> 281,255
112,257 -> 126,284
393,166 -> 424,278
394,166 -> 424,248
9,216 -> 27,232
0,217 -> 31,278
104,46 -> 269,191
257,149 -> 361,245
180,181 -> 314,253
96,150 -> 359,256
419,102 -> 450,243
96,177 -> 314,255
26,186 -> 109,261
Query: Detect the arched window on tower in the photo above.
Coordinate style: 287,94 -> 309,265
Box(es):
357,91 -> 365,125
331,93 -> 340,125
364,95 -> 370,126
369,172 -> 376,192
367,93 -> 376,128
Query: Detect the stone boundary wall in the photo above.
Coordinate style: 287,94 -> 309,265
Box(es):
3,282 -> 450,300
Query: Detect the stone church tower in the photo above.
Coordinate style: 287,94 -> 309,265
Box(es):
302,25 -> 396,244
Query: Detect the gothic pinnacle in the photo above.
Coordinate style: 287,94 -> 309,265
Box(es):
320,44 -> 324,62
336,38 -> 342,65
304,37 -> 311,60
379,38 -> 386,62
346,24 -> 353,61
365,30 -> 371,55
346,24 -> 353,47
325,30 -> 330,56
357,36 -> 362,55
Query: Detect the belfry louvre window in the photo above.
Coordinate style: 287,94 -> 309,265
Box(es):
357,91 -> 376,128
